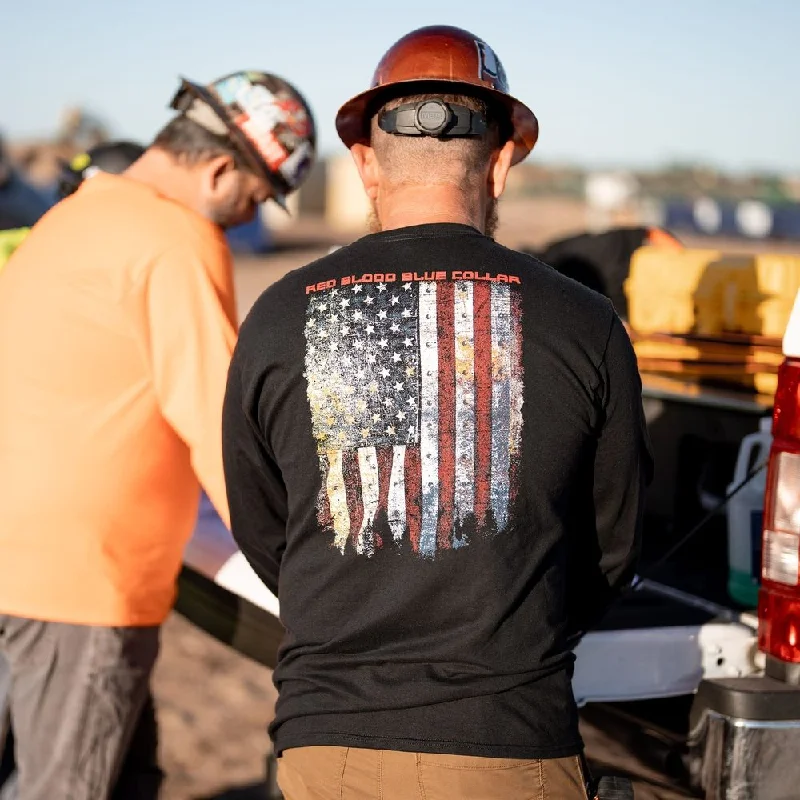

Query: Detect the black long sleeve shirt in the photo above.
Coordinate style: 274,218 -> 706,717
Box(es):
222,223 -> 653,758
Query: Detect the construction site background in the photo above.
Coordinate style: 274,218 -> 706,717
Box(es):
6,106 -> 800,245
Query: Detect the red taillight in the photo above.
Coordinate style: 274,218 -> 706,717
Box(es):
759,358 -> 800,664
773,358 -> 800,443
758,587 -> 800,662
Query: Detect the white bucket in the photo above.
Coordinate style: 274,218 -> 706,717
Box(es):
726,416 -> 772,607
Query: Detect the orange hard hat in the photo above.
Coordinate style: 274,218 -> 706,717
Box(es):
335,25 -> 539,166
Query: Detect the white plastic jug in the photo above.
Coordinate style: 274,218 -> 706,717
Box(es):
726,416 -> 772,607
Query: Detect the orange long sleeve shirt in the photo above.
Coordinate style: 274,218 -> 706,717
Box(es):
0,173 -> 237,626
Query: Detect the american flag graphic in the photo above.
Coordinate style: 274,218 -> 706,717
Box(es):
304,278 -> 524,558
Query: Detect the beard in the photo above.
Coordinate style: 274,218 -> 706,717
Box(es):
367,196 -> 499,237
484,196 -> 499,238
367,204 -> 381,234
208,199 -> 256,230
201,181 -> 257,230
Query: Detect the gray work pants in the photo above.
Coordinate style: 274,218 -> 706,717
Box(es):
0,653 -> 15,800
0,616 -> 162,800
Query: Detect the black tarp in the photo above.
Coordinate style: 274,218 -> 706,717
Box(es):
526,226 -> 677,320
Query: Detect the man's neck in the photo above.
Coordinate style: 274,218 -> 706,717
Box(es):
123,149 -> 205,219
376,184 -> 486,233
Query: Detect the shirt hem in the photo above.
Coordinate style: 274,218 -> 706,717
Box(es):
273,730 -> 583,760
0,602 -> 171,628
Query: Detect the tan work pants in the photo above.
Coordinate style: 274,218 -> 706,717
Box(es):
277,745 -> 589,799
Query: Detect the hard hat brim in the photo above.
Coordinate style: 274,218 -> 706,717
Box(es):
335,78 -> 539,166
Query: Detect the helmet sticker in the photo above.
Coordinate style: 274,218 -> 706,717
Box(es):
278,140 -> 313,185
274,97 -> 312,139
236,84 -> 310,139
475,39 -> 508,90
235,113 -> 289,171
235,84 -> 284,131
213,74 -> 251,105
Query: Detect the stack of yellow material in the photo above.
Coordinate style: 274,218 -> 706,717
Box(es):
624,246 -> 800,397
695,253 -> 800,338
630,330 -> 782,396
625,247 -> 724,334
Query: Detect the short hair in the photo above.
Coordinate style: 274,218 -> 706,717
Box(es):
151,114 -> 249,170
369,92 -> 505,187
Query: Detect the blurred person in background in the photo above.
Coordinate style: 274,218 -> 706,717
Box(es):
0,134 -> 51,234
0,140 -> 146,274
0,70 -> 316,800
222,25 -> 651,800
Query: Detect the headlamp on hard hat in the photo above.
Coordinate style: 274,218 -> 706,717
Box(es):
335,26 -> 538,163
378,99 -> 487,138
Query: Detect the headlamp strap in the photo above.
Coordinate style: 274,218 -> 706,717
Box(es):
379,99 -> 487,138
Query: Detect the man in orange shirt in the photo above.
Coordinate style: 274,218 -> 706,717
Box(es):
0,70 -> 316,799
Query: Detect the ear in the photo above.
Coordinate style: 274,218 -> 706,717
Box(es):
204,154 -> 236,192
350,143 -> 380,202
489,139 -> 516,200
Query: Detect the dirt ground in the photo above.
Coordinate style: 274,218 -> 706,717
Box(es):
154,198 -> 799,799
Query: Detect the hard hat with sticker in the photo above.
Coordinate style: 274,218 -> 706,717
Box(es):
169,70 -> 317,211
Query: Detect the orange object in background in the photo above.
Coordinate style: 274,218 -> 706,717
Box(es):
0,173 -> 236,627
646,226 -> 683,250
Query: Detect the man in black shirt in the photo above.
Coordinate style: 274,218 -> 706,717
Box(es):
222,24 -> 653,800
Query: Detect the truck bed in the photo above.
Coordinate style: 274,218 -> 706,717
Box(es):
178,528 -> 760,709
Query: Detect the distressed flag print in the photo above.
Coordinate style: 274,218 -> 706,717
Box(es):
304,278 -> 524,558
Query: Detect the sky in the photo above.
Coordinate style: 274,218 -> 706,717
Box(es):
3,0 -> 798,174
